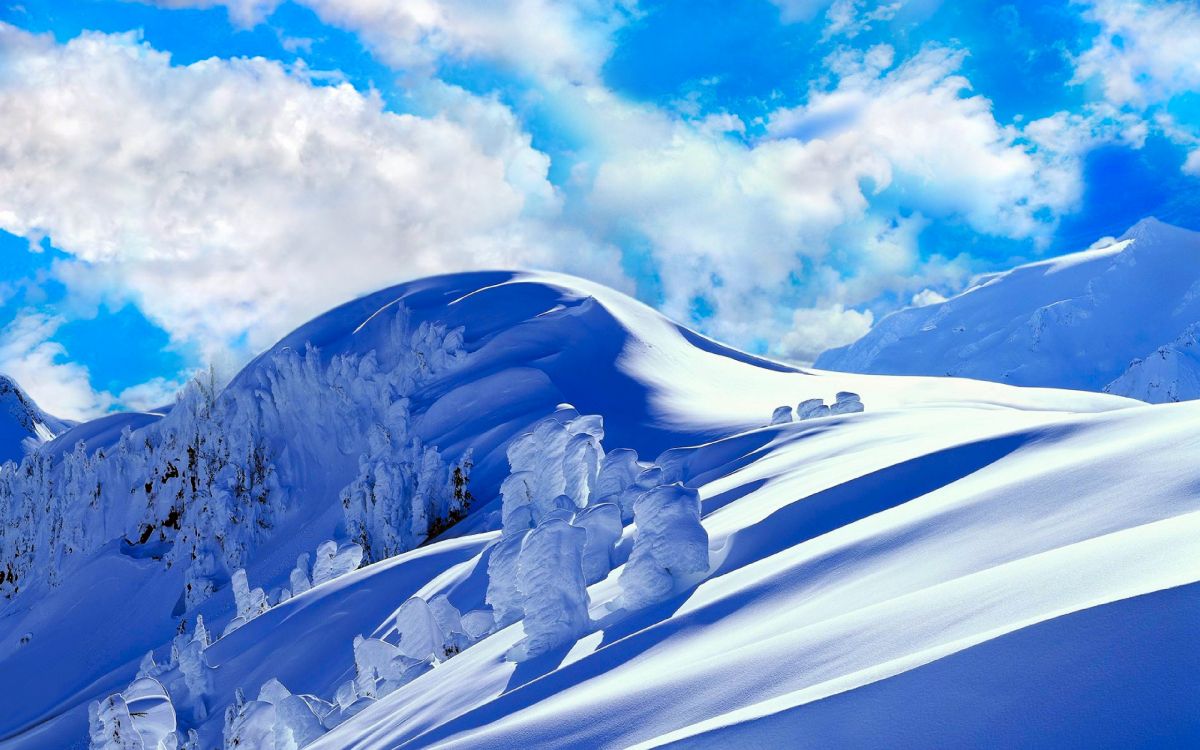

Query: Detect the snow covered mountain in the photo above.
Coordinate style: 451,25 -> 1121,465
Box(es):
817,217 -> 1200,402
1,271 -> 1197,750
0,374 -> 71,464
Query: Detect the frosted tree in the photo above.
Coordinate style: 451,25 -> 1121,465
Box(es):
485,530 -> 529,628
89,693 -> 140,750
509,518 -> 591,661
618,483 -> 710,610
288,553 -> 311,596
311,541 -> 364,586
394,596 -> 447,661
90,677 -> 178,750
572,502 -> 622,584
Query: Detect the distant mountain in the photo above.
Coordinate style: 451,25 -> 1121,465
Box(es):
1106,323 -> 1200,403
817,218 -> 1200,402
0,374 -> 71,463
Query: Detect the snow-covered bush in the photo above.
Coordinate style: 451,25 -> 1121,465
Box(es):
770,405 -> 794,425
618,483 -> 710,610
222,568 -> 270,637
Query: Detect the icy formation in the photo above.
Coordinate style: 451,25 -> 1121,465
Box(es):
769,405 -> 794,425
221,678 -> 334,750
830,391 -> 865,414
619,483 -> 709,609
484,530 -> 528,628
394,596 -> 446,661
1106,323 -> 1200,403
818,218 -> 1200,400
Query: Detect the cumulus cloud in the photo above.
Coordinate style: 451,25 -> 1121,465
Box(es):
778,304 -> 873,364
0,24 -> 626,360
1073,0 -> 1200,108
579,44 -> 1081,353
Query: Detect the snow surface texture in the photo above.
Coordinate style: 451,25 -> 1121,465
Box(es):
818,218 -> 1200,403
1,270 -> 1195,749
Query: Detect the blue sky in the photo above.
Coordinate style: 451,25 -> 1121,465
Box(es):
2,0 -> 1200,418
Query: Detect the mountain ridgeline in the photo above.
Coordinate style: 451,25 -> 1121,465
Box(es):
817,218 -> 1200,402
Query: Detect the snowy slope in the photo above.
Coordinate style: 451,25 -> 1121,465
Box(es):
0,374 -> 71,464
2,271 -> 1196,750
817,218 -> 1200,400
1105,323 -> 1200,403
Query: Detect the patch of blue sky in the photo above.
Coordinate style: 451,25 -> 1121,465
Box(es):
0,230 -> 190,404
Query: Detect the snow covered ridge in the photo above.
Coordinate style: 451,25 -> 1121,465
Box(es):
2,270 -> 1189,749
817,217 -> 1200,402
0,374 -> 71,464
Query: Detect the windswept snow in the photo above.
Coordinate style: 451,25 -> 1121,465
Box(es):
0,269 -> 1193,749
817,218 -> 1200,400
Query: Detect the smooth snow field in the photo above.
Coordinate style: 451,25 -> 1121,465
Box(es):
0,271 -> 1195,749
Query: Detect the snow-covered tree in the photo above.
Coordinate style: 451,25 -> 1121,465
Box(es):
618,483 -> 710,610
572,502 -> 622,584
509,518 -> 591,661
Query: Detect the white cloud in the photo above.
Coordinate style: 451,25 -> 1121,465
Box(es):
778,304 -> 873,364
909,288 -> 946,307
0,312 -> 112,420
116,376 -> 189,412
1073,0 -> 1200,108
579,45 -> 1081,349
146,0 -> 634,83
0,24 -> 627,360
1184,149 -> 1200,176
145,0 -> 280,26
822,0 -> 904,40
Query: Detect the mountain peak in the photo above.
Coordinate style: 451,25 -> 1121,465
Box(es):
1119,216 -> 1198,245
0,373 -> 68,463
